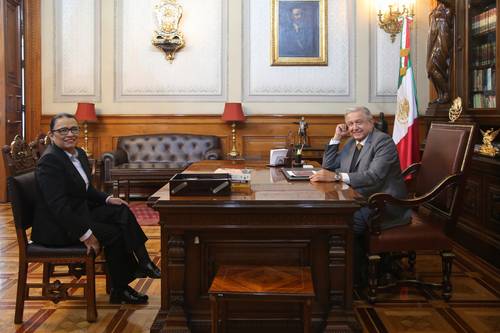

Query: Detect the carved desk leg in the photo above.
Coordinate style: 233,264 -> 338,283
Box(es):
163,232 -> 190,333
324,231 -> 361,333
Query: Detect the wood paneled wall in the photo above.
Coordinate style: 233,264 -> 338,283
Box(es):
38,114 -> 425,161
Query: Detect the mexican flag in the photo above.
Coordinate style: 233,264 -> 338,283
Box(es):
393,15 -> 420,173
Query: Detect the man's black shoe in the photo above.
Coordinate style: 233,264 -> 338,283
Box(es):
110,287 -> 148,304
135,261 -> 161,279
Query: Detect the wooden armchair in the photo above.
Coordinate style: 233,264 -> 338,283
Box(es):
9,172 -> 98,323
2,135 -> 38,177
3,135 -> 110,292
366,122 -> 476,303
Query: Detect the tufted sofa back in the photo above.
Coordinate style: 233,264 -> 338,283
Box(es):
117,134 -> 221,163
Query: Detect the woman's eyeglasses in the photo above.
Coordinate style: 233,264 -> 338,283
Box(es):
52,126 -> 80,136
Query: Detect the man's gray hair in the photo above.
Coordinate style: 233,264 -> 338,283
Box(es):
344,106 -> 373,120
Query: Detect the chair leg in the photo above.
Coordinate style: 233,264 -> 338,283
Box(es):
105,269 -> 111,295
43,263 -> 51,284
209,295 -> 218,333
14,262 -> 28,324
367,254 -> 380,304
303,298 -> 312,333
441,251 -> 454,301
85,257 -> 97,322
42,263 -> 52,297
408,251 -> 416,273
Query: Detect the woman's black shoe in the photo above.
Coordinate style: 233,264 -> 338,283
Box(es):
110,287 -> 148,304
125,286 -> 148,301
135,261 -> 161,279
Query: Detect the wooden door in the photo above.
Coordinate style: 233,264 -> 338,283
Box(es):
0,0 -> 24,202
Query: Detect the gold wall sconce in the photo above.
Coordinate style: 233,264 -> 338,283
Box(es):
377,1 -> 415,42
152,0 -> 185,63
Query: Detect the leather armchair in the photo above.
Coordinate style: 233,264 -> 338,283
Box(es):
365,122 -> 476,303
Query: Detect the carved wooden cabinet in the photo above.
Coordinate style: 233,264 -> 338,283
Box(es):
426,0 -> 500,267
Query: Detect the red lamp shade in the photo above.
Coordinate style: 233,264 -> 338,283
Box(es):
222,102 -> 245,122
75,102 -> 97,122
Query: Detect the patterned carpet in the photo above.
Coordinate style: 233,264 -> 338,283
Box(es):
129,202 -> 159,226
0,203 -> 498,332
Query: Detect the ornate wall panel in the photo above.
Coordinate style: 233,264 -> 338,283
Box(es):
115,0 -> 227,101
243,0 -> 355,102
54,0 -> 100,101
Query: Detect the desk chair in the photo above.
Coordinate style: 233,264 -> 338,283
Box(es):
208,265 -> 315,333
366,122 -> 475,303
9,172 -> 98,323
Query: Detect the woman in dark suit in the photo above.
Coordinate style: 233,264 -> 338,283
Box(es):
33,113 -> 160,304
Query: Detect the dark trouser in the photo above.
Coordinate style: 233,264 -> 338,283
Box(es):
353,207 -> 371,286
89,204 -> 148,289
352,206 -> 410,286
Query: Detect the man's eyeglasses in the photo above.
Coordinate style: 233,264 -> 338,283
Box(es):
52,126 -> 80,136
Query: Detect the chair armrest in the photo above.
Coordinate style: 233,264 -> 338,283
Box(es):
367,172 -> 463,234
401,162 -> 421,178
204,148 -> 223,160
101,149 -> 128,182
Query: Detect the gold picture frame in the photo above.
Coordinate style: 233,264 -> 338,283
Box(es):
271,0 -> 328,66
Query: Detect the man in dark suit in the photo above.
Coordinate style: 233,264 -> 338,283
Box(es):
33,113 -> 160,304
310,106 -> 411,284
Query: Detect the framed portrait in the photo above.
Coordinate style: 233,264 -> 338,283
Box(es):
271,0 -> 328,66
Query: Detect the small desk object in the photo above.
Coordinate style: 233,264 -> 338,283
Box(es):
149,160 -> 362,333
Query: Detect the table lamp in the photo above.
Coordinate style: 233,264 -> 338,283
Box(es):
75,102 -> 97,157
221,102 -> 245,159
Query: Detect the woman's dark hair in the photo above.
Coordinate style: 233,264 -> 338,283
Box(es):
49,113 -> 77,131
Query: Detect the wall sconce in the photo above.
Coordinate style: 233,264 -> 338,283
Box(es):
152,0 -> 185,63
377,1 -> 415,43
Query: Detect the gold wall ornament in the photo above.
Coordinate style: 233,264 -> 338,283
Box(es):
448,97 -> 463,122
377,2 -> 415,43
479,128 -> 500,157
152,0 -> 185,63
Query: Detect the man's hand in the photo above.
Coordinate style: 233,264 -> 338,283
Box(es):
333,123 -> 349,141
83,234 -> 101,256
309,169 -> 337,182
107,197 -> 129,207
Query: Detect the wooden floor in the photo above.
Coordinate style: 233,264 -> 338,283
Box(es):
0,204 -> 498,333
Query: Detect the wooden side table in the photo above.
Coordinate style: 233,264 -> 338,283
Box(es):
208,265 -> 315,333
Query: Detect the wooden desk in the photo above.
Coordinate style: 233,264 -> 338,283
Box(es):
149,160 -> 362,333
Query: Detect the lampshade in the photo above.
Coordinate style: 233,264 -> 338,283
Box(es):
222,102 -> 245,122
75,102 -> 97,122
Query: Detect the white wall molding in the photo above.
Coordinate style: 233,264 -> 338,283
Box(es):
54,0 -> 101,102
243,0 -> 355,102
115,0 -> 228,102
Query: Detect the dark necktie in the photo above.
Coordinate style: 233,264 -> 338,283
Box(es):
349,143 -> 363,172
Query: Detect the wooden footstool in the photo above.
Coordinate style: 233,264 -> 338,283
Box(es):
208,265 -> 315,333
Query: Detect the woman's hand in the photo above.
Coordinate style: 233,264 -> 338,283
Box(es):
107,197 -> 129,207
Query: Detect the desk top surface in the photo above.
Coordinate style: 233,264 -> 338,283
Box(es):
149,160 -> 362,209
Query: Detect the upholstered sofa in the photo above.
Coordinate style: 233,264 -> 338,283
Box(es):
101,133 -> 222,198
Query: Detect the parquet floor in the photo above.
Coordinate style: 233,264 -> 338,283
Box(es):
0,203 -> 498,332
